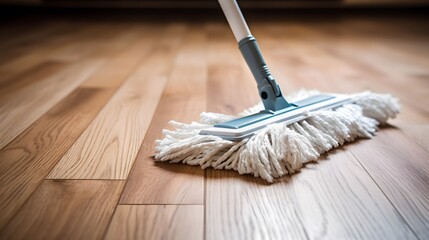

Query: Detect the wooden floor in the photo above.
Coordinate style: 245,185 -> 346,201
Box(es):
0,14 -> 428,240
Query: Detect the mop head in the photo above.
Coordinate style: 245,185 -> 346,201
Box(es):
155,91 -> 400,182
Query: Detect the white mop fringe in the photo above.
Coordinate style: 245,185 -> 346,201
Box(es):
155,91 -> 400,182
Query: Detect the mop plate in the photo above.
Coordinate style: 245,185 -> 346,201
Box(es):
155,91 -> 399,182
200,94 -> 352,141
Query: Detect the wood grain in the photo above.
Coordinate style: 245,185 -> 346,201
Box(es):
0,59 -> 103,150
49,26 -> 141,62
206,150 -> 418,240
0,87 -> 115,230
0,24 -> 111,72
0,61 -> 69,97
119,25 -> 205,204
207,172 -> 309,240
290,150 -> 417,240
0,31 -> 152,230
348,128 -> 429,239
0,180 -> 124,240
47,29 -> 172,180
105,205 -> 204,240
47,58 -> 167,179
0,25 -> 91,78
399,124 -> 429,152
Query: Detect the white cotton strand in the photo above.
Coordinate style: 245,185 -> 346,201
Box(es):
154,91 -> 400,182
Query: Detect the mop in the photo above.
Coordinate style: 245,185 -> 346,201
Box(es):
154,0 -> 400,182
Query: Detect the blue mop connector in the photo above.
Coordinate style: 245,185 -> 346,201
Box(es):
238,35 -> 292,112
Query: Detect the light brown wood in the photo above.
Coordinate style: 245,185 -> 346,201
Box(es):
0,21 -> 68,54
399,124 -> 429,152
0,59 -> 103,149
0,31 -> 152,229
119,25 -> 205,204
0,87 -> 117,230
0,24 -> 119,71
0,61 -> 69,97
46,26 -> 183,180
0,25 -> 64,61
47,46 -> 167,179
105,205 -> 204,240
0,24 -> 94,75
206,151 -> 418,239
79,29 -> 154,89
0,180 -> 124,240
348,127 -> 429,239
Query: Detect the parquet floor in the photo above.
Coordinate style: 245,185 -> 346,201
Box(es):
0,14 -> 428,240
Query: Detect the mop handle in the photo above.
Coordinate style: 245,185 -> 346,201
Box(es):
217,0 -> 291,111
217,0 -> 251,42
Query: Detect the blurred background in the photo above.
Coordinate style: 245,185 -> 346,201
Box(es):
0,0 -> 429,8
0,0 -> 429,16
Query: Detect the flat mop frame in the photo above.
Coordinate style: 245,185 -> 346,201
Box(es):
155,0 -> 399,182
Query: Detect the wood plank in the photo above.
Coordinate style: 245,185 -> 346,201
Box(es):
0,23 -> 110,72
79,27 -> 158,89
348,128 -> 429,239
399,124 -> 429,152
119,25 -> 205,204
0,23 -> 133,88
206,150 -> 417,240
0,23 -> 78,81
206,172 -> 309,240
81,26 -> 144,60
290,150 -> 417,239
0,32 -> 153,229
0,87 -> 115,230
105,205 -> 204,240
0,24 -> 95,73
47,60 -> 167,179
46,32 -> 173,180
0,22 -> 76,64
0,61 -> 69,98
0,21 -> 72,49
0,180 -> 124,240
47,25 -> 141,62
0,59 -> 103,150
